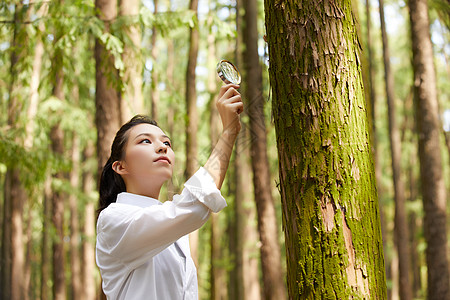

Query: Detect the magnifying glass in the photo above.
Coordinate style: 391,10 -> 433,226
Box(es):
216,60 -> 241,85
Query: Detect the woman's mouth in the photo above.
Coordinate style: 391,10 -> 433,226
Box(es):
154,156 -> 171,164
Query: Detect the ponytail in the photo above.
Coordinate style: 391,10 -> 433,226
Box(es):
96,115 -> 159,218
97,157 -> 127,218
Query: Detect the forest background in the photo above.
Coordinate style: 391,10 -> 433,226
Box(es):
0,0 -> 449,299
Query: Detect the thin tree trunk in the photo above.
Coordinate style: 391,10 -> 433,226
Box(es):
234,126 -> 262,300
207,9 -> 226,299
50,124 -> 66,300
264,0 -> 387,298
69,132 -> 82,299
23,206 -> 32,300
25,2 -> 47,149
185,0 -> 199,267
408,158 -> 422,298
378,0 -> 413,299
150,0 -> 159,120
407,0 -> 450,299
119,0 -> 143,123
7,169 -> 27,300
166,32 -> 176,201
243,0 -> 286,299
229,1 -> 247,298
40,177 -> 52,300
391,248 -> 400,300
81,140 -> 97,300
23,6 -> 46,296
50,11 -> 67,298
1,172 -> 12,300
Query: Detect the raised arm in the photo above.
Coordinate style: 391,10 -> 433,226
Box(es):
204,83 -> 244,190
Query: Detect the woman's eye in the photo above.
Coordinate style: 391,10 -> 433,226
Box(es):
141,139 -> 151,144
164,141 -> 172,147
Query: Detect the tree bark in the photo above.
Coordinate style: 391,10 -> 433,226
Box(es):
236,1 -> 261,295
229,1 -> 258,298
165,13 -> 176,201
95,0 -> 121,176
150,0 -> 159,120
243,0 -> 286,299
407,0 -> 450,299
119,0 -> 143,123
50,8 -> 67,297
40,177 -> 52,300
364,0 -> 392,297
207,10 -> 227,299
81,140 -> 97,300
185,0 -> 200,267
378,0 -> 413,299
264,0 -> 387,298
50,124 -> 66,300
95,1 -> 121,298
3,4 -> 29,300
69,133 -> 82,299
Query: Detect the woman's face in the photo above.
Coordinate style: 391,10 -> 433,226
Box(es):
119,123 -> 175,187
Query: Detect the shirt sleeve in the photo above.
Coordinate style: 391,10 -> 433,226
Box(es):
96,166 -> 227,270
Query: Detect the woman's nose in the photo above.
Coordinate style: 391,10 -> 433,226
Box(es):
156,142 -> 168,153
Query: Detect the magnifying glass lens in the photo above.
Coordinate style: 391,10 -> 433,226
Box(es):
217,60 -> 241,85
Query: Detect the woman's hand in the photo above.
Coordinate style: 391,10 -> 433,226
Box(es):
216,83 -> 244,136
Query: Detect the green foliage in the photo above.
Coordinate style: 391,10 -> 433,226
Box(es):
0,128 -> 50,188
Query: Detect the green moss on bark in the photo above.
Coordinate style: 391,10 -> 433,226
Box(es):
264,0 -> 387,298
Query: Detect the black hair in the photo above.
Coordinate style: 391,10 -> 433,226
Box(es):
97,115 -> 159,217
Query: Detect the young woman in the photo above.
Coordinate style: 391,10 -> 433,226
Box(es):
96,83 -> 243,299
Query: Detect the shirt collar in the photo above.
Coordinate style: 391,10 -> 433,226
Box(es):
116,192 -> 161,208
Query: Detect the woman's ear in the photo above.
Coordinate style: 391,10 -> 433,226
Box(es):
112,160 -> 128,175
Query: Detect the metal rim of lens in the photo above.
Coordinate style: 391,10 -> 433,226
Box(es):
217,59 -> 241,85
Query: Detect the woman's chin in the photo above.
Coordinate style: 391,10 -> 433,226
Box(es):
154,168 -> 173,180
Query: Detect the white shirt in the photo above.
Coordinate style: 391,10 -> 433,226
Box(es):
96,166 -> 227,300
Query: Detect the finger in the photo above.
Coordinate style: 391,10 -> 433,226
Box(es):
228,102 -> 244,114
222,86 -> 240,99
218,83 -> 240,98
222,94 -> 242,104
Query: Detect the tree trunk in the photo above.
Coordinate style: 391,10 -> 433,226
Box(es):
234,125 -> 262,300
236,1 -> 261,295
229,1 -> 251,298
408,158 -> 422,298
50,12 -> 67,298
264,0 -> 387,298
364,0 -> 392,297
40,177 -> 52,300
378,1 -> 413,299
243,1 -> 286,299
1,172 -> 12,300
119,0 -> 143,123
165,19 -> 176,201
95,1 -> 121,298
25,2 -> 47,149
69,132 -> 82,299
3,4 -> 29,300
81,140 -> 97,300
4,169 -> 27,300
185,0 -> 199,267
95,0 -> 121,176
207,10 -> 227,299
23,206 -> 32,300
407,0 -> 450,298
50,124 -> 66,300
150,0 -> 159,120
